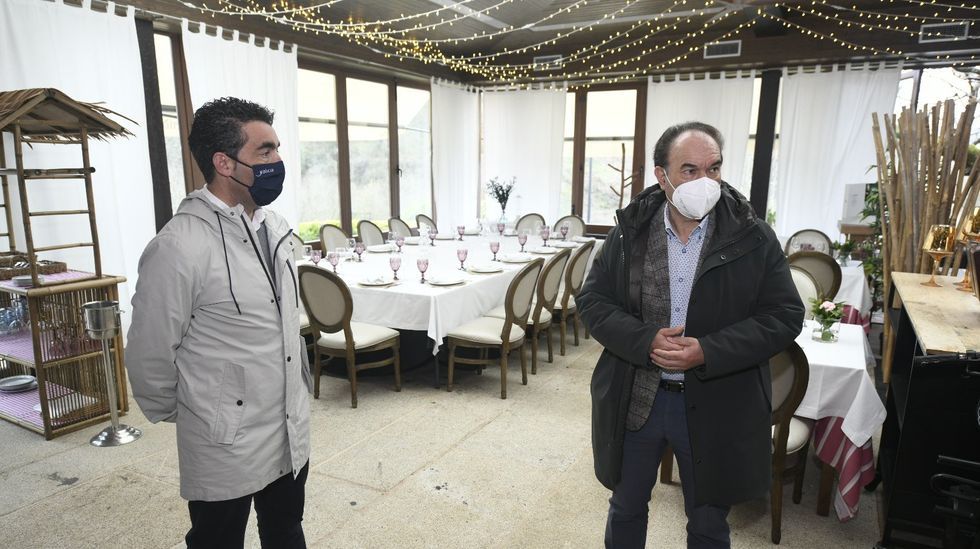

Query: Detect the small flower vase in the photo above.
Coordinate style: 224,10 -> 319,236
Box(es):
498,206 -> 510,227
839,254 -> 849,267
811,321 -> 839,343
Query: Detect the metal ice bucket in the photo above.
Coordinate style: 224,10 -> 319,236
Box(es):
81,300 -> 121,340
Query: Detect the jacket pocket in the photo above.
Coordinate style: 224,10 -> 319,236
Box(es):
211,363 -> 247,445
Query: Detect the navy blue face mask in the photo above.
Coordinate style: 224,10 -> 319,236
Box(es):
228,156 -> 285,207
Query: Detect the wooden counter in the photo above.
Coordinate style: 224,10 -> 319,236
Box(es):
891,271 -> 980,354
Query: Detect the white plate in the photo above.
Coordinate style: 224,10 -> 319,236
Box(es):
358,277 -> 394,287
530,247 -> 557,255
0,375 -> 37,392
571,236 -> 595,243
403,236 -> 420,245
12,275 -> 44,287
467,263 -> 503,274
366,244 -> 395,253
552,241 -> 578,248
499,253 -> 533,263
427,276 -> 466,286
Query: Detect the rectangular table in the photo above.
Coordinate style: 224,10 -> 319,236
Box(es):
795,321 -> 885,521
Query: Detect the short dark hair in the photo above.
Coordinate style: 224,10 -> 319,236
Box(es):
653,121 -> 724,170
187,97 -> 275,183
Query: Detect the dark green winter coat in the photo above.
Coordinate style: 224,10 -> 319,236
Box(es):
577,182 -> 804,506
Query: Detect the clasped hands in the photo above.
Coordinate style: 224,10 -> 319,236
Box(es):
649,326 -> 704,371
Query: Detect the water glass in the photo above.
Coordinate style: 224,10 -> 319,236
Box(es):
457,247 -> 468,270
540,226 -> 551,247
517,232 -> 528,253
417,257 -> 430,283
354,242 -> 366,262
396,235 -> 405,252
389,253 -> 402,281
560,223 -> 569,240
326,251 -> 340,273
496,222 -> 505,236
457,225 -> 465,241
430,228 -> 438,245
310,250 -> 322,266
302,245 -> 312,259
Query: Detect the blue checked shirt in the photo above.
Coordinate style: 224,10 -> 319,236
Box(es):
661,206 -> 710,381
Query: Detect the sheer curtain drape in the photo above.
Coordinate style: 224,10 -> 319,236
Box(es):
645,74 -> 754,194
482,89 -> 566,225
0,0 -> 155,334
775,65 -> 900,238
181,22 -> 302,228
431,80 -> 480,232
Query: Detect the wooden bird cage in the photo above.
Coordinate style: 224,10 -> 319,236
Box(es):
0,88 -> 133,287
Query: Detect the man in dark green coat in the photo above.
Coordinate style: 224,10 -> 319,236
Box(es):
578,121 -> 804,548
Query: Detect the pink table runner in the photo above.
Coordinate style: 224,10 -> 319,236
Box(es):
813,416 -> 877,521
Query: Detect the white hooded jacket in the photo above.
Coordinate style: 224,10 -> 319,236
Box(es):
126,189 -> 311,502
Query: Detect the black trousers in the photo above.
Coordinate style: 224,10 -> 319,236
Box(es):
186,461 -> 309,549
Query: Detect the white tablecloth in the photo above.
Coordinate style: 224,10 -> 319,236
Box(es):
794,321 -> 885,446
834,263 -> 872,314
308,235 -> 598,355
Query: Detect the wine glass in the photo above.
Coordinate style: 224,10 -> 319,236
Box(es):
326,251 -> 340,273
490,240 -> 500,262
457,247 -> 468,270
518,231 -> 528,253
354,242 -> 365,262
396,235 -> 405,252
417,257 -> 429,283
310,250 -> 322,266
921,224 -> 954,287
496,222 -> 505,236
302,245 -> 312,259
430,228 -> 438,245
560,222 -> 569,241
955,207 -> 980,292
457,225 -> 465,241
346,237 -> 356,256
389,253 -> 402,281
540,226 -> 551,247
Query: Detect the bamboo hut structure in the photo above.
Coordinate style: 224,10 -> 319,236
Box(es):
871,98 -> 979,381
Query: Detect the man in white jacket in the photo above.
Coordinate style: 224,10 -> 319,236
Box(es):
126,97 -> 312,548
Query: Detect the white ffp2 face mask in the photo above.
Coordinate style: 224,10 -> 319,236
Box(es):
663,174 -> 721,220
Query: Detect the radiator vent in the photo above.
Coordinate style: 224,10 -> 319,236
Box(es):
919,22 -> 970,43
703,40 -> 741,59
532,54 -> 563,71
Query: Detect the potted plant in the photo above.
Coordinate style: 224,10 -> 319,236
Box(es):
486,176 -> 515,224
809,297 -> 845,342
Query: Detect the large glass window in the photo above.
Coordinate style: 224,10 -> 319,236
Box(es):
583,89 -> 637,225
297,69 -> 341,242
153,34 -> 186,214
347,78 -> 390,232
559,92 -> 575,217
397,86 -> 432,221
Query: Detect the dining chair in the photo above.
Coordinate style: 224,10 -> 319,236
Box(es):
357,219 -> 386,246
789,266 -> 820,319
297,265 -> 401,408
515,213 -> 546,235
446,258 -> 544,399
486,248 -> 572,374
553,214 -> 586,238
554,239 -> 595,355
785,229 -> 834,256
388,217 -> 414,238
788,251 -> 842,300
658,343 -> 811,545
319,223 -> 349,254
416,213 -> 438,235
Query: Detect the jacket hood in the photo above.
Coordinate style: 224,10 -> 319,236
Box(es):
616,181 -> 758,240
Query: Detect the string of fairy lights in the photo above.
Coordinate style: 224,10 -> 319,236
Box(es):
182,0 -> 980,88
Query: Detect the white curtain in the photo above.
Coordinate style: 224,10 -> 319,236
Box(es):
775,65 -> 900,238
645,74 -> 754,194
0,0 -> 156,334
482,89 -> 566,225
431,79 -> 480,232
181,21 -> 301,229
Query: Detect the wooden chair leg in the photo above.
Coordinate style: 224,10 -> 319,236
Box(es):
346,352 -> 358,409
531,328 -> 539,375
771,478 -> 783,544
817,461 -> 835,517
793,443 -> 809,504
447,342 -> 457,392
478,348 -> 486,375
572,311 -> 581,346
520,343 -> 528,385
393,341 -> 402,392
546,324 -> 554,363
313,348 -> 322,400
499,347 -> 508,399
559,317 -> 567,356
584,322 -> 591,340
660,447 -> 674,484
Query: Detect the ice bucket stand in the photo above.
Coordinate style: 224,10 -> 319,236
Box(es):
81,300 -> 141,447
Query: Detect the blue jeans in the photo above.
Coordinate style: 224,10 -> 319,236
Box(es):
605,390 -> 731,549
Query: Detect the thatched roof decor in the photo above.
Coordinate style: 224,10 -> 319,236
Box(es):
0,88 -> 134,142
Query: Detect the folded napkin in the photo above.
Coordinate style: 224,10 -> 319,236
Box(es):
552,241 -> 578,248
361,272 -> 391,284
428,274 -> 464,285
500,253 -> 532,262
468,262 -> 500,273
571,236 -> 595,243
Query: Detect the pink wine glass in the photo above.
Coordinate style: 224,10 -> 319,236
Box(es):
496,222 -> 505,236
389,253 -> 402,281
326,251 -> 340,273
430,228 -> 438,246
518,232 -> 528,253
354,242 -> 365,262
396,235 -> 405,252
490,240 -> 500,261
417,257 -> 429,283
457,247 -> 468,270
310,250 -> 322,266
457,225 -> 465,241
540,226 -> 551,247
560,223 -> 569,240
